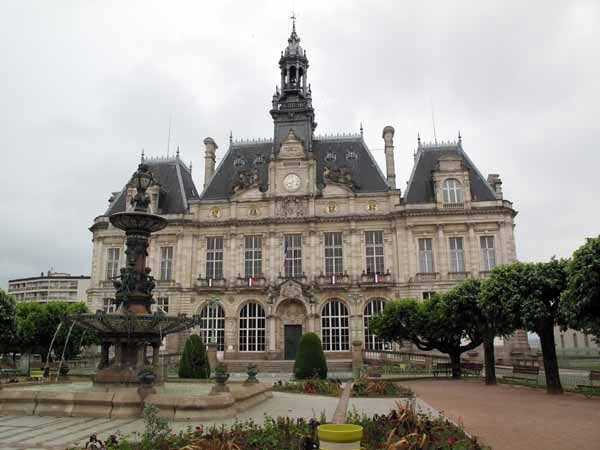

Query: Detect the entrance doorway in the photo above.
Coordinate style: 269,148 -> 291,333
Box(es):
284,325 -> 302,360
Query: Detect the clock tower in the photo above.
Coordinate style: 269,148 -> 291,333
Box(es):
270,18 -> 316,154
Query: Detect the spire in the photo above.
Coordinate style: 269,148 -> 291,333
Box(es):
458,130 -> 462,146
176,146 -> 180,158
229,130 -> 233,145
417,133 -> 421,148
360,122 -> 364,137
140,148 -> 145,163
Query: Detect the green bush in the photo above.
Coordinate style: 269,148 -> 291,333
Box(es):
293,332 -> 327,379
178,334 -> 210,379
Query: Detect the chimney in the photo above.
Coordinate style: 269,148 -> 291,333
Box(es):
203,137 -> 218,188
382,126 -> 396,188
487,174 -> 503,199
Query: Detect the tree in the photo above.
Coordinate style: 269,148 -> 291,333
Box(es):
482,260 -> 568,394
370,293 -> 483,379
12,301 -> 96,362
294,332 -> 328,379
178,335 -> 210,379
0,290 -> 17,355
563,236 -> 600,340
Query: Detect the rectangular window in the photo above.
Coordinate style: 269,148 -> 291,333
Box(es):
418,238 -> 434,273
102,298 -> 115,313
284,234 -> 302,278
156,297 -> 169,314
365,231 -> 385,274
206,237 -> 224,279
448,237 -> 465,272
160,247 -> 174,280
244,235 -> 262,278
480,236 -> 496,271
422,291 -> 436,301
324,232 -> 344,276
106,248 -> 120,280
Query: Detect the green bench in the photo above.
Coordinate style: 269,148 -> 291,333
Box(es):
0,368 -> 20,378
577,371 -> 600,398
30,369 -> 44,381
433,363 -> 452,377
461,362 -> 483,377
504,365 -> 539,385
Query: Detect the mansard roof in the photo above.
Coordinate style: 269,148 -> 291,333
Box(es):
199,136 -> 389,201
404,142 -> 497,204
106,157 -> 199,215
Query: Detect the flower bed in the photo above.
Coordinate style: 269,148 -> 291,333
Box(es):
75,402 -> 489,450
272,378 -> 342,396
351,378 -> 414,398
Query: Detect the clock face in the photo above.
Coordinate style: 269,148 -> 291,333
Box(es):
283,173 -> 302,192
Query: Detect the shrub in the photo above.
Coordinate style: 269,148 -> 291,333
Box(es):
178,334 -> 210,379
293,332 -> 327,379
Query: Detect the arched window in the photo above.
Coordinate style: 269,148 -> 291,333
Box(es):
321,300 -> 349,351
198,302 -> 225,351
364,299 -> 386,351
239,302 -> 266,352
289,66 -> 297,85
442,178 -> 464,204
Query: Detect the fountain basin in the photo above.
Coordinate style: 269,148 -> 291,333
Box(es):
0,381 -> 272,420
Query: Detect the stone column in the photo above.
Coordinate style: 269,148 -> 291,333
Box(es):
352,340 -> 363,378
268,315 -> 277,352
468,225 -> 478,276
437,225 -> 447,279
407,226 -> 416,280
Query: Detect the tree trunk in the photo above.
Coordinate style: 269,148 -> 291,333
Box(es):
483,335 -> 496,385
539,323 -> 563,395
450,352 -> 461,379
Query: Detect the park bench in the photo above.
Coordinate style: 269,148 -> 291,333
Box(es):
504,365 -> 539,385
461,362 -> 483,377
577,370 -> 600,398
0,368 -> 20,378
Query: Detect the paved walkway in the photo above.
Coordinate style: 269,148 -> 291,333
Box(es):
401,379 -> 600,450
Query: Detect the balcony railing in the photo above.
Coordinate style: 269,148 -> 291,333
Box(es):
448,272 -> 470,281
415,272 -> 439,282
315,272 -> 351,287
196,277 -> 227,289
234,275 -> 267,288
443,202 -> 464,209
358,270 -> 393,286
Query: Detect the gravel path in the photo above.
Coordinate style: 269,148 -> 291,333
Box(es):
401,379 -> 600,450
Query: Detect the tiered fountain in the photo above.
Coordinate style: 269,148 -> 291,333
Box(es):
0,164 -> 272,420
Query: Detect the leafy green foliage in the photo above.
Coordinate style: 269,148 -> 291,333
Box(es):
351,378 -> 413,397
293,332 -> 327,379
563,235 -> 600,339
369,294 -> 483,378
0,290 -> 17,354
8,301 -> 97,360
178,334 -> 210,379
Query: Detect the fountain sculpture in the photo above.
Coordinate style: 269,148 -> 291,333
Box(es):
68,163 -> 197,386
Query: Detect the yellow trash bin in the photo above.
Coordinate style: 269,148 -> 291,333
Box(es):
318,424 -> 363,450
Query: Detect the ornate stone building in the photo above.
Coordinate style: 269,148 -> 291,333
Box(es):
87,23 -> 521,360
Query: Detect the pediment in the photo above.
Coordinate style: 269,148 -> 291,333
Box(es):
279,129 -> 305,159
278,279 -> 305,300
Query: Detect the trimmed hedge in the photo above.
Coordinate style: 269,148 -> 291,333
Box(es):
293,332 -> 327,379
178,334 -> 210,379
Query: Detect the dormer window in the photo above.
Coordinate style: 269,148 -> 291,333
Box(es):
442,178 -> 464,204
345,150 -> 358,161
233,156 -> 246,168
325,152 -> 336,162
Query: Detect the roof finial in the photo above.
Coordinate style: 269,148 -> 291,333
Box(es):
229,130 -> 233,144
290,11 -> 296,33
360,122 -> 364,137
417,133 -> 421,147
141,148 -> 145,162
458,130 -> 462,144
176,146 -> 180,158
189,161 -> 192,173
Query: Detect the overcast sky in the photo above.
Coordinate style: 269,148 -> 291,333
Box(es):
1,1 -> 599,288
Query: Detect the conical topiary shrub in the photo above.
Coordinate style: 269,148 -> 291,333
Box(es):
178,334 -> 210,379
294,332 -> 328,379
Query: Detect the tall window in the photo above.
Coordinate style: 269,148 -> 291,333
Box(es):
160,247 -> 174,280
199,302 -> 225,351
418,238 -> 434,273
239,302 -> 266,352
442,178 -> 464,204
422,291 -> 436,300
156,297 -> 169,314
106,248 -> 120,279
284,234 -> 302,278
365,231 -> 385,274
206,237 -> 224,279
480,236 -> 496,271
364,299 -> 386,351
321,300 -> 349,351
448,237 -> 465,272
102,298 -> 115,313
244,236 -> 262,278
324,232 -> 343,276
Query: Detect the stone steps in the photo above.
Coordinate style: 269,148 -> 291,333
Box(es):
221,359 -> 352,373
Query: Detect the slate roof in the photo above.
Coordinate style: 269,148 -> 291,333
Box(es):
200,136 -> 389,200
106,158 -> 199,215
404,143 -> 497,204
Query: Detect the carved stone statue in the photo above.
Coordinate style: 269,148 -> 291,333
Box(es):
231,169 -> 260,193
323,165 -> 360,189
276,196 -> 307,217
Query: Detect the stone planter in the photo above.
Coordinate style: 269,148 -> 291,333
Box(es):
318,424 -> 363,450
211,363 -> 230,394
245,364 -> 259,384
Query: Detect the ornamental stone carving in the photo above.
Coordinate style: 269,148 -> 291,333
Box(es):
323,165 -> 360,189
280,280 -> 304,300
276,196 -> 307,217
231,168 -> 260,193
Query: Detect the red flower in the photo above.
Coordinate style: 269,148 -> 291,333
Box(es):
447,437 -> 457,446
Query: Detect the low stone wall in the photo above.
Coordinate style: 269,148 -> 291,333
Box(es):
0,382 -> 272,421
